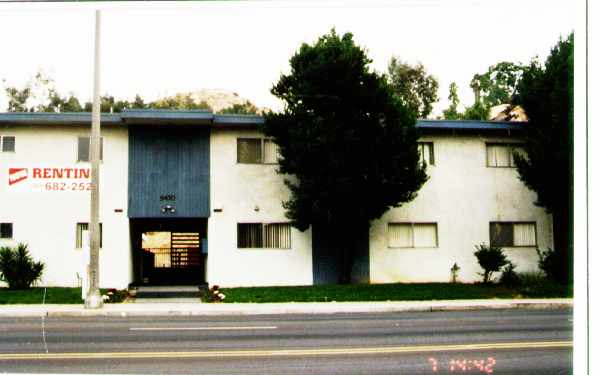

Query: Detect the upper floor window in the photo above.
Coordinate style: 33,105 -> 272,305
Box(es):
237,223 -> 291,249
0,136 -> 15,152
0,223 -> 13,239
237,138 -> 279,164
388,222 -> 438,248
418,142 -> 434,166
77,137 -> 103,162
486,143 -> 524,168
490,222 -> 536,247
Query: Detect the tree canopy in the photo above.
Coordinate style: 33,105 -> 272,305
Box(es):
263,30 -> 427,282
2,74 -> 259,114
512,33 -> 573,284
442,82 -> 461,120
387,57 -> 439,118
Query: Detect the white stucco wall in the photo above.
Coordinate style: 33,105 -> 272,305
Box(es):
369,134 -> 553,283
0,124 -> 131,289
207,128 -> 313,287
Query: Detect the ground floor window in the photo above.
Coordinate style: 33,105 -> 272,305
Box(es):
388,223 -> 438,248
75,223 -> 102,248
238,223 -> 291,249
0,223 -> 13,239
490,222 -> 536,247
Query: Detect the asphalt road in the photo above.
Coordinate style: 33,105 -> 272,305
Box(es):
0,308 -> 572,374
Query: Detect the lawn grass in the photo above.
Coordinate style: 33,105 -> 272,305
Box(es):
220,281 -> 572,303
0,287 -> 122,304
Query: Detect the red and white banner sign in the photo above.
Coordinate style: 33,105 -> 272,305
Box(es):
7,166 -> 93,192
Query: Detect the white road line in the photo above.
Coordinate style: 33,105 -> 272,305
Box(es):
129,326 -> 278,331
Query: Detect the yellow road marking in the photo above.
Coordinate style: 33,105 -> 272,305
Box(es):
0,341 -> 572,360
129,326 -> 278,331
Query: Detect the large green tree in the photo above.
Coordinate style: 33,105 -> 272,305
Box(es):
263,30 -> 427,283
387,57 -> 439,118
512,33 -> 574,284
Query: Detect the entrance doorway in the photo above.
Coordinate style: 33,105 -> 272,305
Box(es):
130,218 -> 207,286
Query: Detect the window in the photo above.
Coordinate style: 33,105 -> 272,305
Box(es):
237,138 -> 279,164
237,223 -> 291,249
76,223 -> 102,248
490,222 -> 536,247
77,137 -> 103,162
486,143 -> 524,167
0,223 -> 13,239
418,142 -> 434,166
388,223 -> 438,248
1,136 -> 15,152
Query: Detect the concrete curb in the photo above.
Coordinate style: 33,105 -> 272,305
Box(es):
0,299 -> 573,318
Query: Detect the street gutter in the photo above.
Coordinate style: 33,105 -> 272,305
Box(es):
0,299 -> 573,318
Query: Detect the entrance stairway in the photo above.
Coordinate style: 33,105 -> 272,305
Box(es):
129,286 -> 203,303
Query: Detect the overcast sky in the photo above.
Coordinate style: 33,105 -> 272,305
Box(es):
0,0 -> 574,116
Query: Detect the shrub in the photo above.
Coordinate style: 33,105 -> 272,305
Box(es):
536,247 -> 563,283
473,243 -> 509,283
499,261 -> 520,286
0,243 -> 45,290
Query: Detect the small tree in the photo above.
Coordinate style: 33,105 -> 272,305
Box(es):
473,243 -> 509,283
0,243 -> 44,289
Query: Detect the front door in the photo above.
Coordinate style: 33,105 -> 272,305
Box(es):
131,219 -> 207,285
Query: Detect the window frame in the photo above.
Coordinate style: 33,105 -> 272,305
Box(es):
237,222 -> 292,250
417,142 -> 435,166
1,136 -> 16,153
387,222 -> 438,249
485,143 -> 524,168
489,221 -> 537,248
0,223 -> 13,239
75,222 -> 103,249
77,136 -> 104,162
236,137 -> 279,165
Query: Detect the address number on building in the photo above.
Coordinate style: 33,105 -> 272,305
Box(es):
160,194 -> 176,201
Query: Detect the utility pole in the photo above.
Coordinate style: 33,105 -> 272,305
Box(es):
85,9 -> 103,309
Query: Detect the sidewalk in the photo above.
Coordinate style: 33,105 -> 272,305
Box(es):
0,298 -> 572,317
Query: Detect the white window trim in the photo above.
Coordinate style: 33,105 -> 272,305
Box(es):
0,135 -> 16,153
75,222 -> 103,250
237,222 -> 292,250
489,221 -> 537,248
236,137 -> 279,165
387,222 -> 438,249
485,142 -> 524,168
76,136 -> 104,163
418,142 -> 434,166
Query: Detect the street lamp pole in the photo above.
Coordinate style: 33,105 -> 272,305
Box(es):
85,9 -> 103,309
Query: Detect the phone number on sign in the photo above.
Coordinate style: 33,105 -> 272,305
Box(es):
44,182 -> 92,191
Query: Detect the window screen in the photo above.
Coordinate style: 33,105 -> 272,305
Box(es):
0,223 -> 13,239
237,139 -> 262,164
237,223 -> 263,248
76,222 -> 102,248
238,223 -> 291,249
264,223 -> 291,249
1,136 -> 15,152
486,144 -> 524,167
490,222 -> 536,247
263,139 -> 279,164
388,223 -> 437,248
77,137 -> 103,162
418,142 -> 434,166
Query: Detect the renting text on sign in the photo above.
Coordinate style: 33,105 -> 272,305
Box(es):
7,167 -> 93,192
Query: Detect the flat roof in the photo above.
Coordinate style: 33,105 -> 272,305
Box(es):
0,110 -> 526,132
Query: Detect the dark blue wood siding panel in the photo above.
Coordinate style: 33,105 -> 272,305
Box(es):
128,127 -> 210,218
